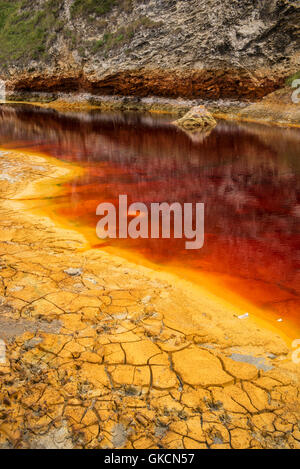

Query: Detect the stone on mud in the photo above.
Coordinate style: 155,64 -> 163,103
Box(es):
64,268 -> 82,277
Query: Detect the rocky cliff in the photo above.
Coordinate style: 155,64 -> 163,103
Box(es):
0,0 -> 299,99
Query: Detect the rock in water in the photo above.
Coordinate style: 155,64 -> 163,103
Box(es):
173,106 -> 217,130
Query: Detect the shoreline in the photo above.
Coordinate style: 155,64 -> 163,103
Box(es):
0,148 -> 299,449
2,93 -> 248,118
1,146 -> 298,345
6,144 -> 300,346
6,136 -> 300,341
1,144 -> 299,343
2,85 -> 300,128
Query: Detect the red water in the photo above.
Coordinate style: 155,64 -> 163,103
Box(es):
0,104 -> 299,330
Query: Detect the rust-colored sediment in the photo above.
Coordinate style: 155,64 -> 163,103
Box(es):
7,68 -> 286,100
0,149 -> 299,449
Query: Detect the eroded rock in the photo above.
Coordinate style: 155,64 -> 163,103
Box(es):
173,106 -> 217,130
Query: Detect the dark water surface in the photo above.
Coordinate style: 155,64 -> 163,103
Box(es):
0,104 -> 299,329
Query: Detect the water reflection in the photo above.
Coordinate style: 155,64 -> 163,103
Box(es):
0,104 -> 299,325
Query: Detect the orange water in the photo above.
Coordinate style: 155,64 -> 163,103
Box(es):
0,104 -> 299,335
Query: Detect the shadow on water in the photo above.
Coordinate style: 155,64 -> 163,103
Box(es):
0,103 -> 299,327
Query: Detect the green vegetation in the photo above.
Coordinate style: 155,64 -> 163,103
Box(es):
71,0 -> 116,17
63,28 -> 77,47
0,0 -> 61,64
0,0 -> 15,30
91,16 -> 163,54
0,1 -> 161,66
91,29 -> 132,53
71,0 -> 133,20
286,70 -> 300,86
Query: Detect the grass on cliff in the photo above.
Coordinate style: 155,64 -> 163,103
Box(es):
71,0 -> 116,17
71,0 -> 133,19
286,70 -> 300,86
0,0 -> 62,65
91,16 -> 163,54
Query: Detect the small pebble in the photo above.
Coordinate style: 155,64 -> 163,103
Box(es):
238,313 -> 249,319
64,268 -> 82,277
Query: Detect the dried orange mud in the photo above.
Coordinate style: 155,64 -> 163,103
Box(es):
0,149 -> 299,449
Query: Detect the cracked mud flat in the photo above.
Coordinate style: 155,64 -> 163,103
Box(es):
0,150 -> 299,449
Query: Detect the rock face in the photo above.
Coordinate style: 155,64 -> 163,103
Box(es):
0,0 -> 299,99
173,105 -> 217,129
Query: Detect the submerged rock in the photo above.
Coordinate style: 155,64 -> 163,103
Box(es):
173,105 -> 217,130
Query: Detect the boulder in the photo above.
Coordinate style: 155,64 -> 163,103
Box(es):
173,105 -> 216,130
